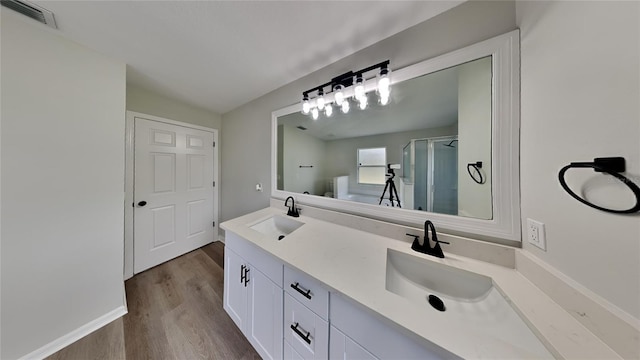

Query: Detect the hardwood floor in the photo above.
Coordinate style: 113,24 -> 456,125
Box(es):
48,242 -> 259,360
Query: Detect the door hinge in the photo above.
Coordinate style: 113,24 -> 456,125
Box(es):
213,221 -> 216,227
213,141 -> 216,147
213,181 -> 216,187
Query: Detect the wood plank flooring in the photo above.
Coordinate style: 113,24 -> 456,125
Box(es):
48,242 -> 259,360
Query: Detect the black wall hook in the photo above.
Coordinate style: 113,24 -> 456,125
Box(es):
558,157 -> 640,214
467,161 -> 485,184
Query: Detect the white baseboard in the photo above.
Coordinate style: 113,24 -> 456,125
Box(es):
19,306 -> 127,360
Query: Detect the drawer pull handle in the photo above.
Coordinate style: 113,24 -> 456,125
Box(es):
290,322 -> 311,344
291,282 -> 312,300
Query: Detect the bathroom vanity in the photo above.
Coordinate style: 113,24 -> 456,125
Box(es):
221,29 -> 623,360
221,205 -> 618,359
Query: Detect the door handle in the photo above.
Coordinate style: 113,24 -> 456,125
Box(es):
137,201 -> 147,207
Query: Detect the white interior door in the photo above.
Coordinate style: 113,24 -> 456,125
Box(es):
134,117 -> 215,273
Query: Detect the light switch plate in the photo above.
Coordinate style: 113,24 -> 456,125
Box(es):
527,218 -> 546,251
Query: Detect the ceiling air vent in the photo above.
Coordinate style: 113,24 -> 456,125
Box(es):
1,0 -> 57,29
296,126 -> 307,130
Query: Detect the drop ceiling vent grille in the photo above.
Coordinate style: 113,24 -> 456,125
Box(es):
1,0 -> 57,29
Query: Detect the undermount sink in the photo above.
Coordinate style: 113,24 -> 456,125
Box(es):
385,248 -> 553,358
248,215 -> 303,240
386,248 -> 492,302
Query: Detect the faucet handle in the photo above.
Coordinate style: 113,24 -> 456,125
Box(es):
405,233 -> 420,241
407,233 -> 424,252
433,239 -> 450,245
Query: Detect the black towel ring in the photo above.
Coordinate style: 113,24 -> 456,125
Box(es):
467,161 -> 485,184
558,157 -> 640,214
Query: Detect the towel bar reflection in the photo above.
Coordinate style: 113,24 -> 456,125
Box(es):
467,161 -> 485,184
558,157 -> 640,214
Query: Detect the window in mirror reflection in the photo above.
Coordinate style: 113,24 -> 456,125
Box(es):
277,56 -> 493,220
357,147 -> 386,185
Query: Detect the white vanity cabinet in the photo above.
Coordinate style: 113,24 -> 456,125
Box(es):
330,326 -> 378,360
223,232 -> 284,360
223,229 -> 455,360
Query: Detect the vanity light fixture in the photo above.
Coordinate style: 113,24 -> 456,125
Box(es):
300,60 -> 390,119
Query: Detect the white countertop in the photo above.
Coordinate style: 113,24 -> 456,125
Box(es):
221,207 -> 619,359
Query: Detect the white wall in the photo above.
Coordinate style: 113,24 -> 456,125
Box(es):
126,83 -> 221,129
1,11 -> 127,359
457,57 -> 492,219
280,124 -> 327,195
517,1 -> 640,320
220,0 -> 516,223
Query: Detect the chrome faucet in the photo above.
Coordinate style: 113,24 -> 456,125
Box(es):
406,220 -> 449,258
284,196 -> 300,218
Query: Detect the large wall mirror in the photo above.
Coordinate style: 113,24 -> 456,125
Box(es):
271,30 -> 520,242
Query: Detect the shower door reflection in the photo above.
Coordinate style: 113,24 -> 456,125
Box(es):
429,138 -> 458,215
410,136 -> 458,214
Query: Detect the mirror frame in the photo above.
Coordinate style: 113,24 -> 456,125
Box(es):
271,30 -> 520,242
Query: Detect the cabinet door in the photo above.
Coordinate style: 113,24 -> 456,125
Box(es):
223,248 -> 247,331
330,326 -> 378,360
247,266 -> 284,360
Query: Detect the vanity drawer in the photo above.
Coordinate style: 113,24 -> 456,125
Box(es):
284,265 -> 329,319
284,293 -> 329,359
284,341 -> 304,360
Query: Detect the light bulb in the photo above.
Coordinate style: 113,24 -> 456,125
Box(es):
317,93 -> 325,111
354,75 -> 365,100
311,107 -> 319,120
377,67 -> 391,97
341,99 -> 350,114
358,95 -> 368,110
379,92 -> 390,106
333,85 -> 344,106
301,97 -> 310,114
325,104 -> 333,117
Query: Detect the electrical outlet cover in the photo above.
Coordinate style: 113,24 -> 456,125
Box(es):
526,218 -> 546,251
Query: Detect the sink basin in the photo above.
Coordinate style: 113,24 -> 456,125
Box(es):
385,248 -> 554,358
386,248 -> 492,301
248,215 -> 303,240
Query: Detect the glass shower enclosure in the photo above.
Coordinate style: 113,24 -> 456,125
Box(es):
403,137 -> 458,215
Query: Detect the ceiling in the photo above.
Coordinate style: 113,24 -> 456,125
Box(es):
30,1 -> 464,115
278,63 -> 461,141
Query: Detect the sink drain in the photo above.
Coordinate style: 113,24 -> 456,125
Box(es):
278,235 -> 285,240
428,295 -> 446,312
